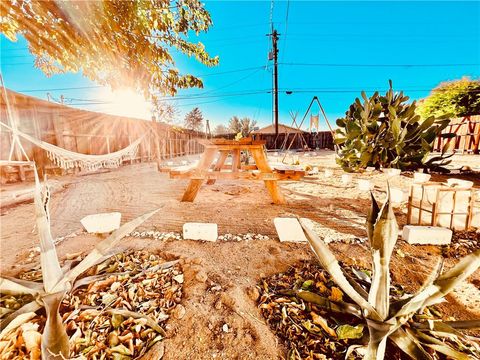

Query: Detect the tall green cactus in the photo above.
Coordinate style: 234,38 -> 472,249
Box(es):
335,81 -> 455,172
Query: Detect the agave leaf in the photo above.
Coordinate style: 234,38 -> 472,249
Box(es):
34,170 -> 63,293
0,277 -> 43,295
389,328 -> 432,360
366,192 -> 380,242
0,311 -> 37,340
0,300 -> 42,331
53,207 -> 161,293
292,290 -> 362,318
106,309 -> 166,337
368,187 -> 398,320
414,329 -> 472,360
41,291 -> 69,360
299,217 -> 381,321
395,249 -> 480,318
364,318 -> 394,360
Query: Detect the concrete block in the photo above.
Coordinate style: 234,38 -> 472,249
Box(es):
390,187 -> 406,204
274,217 -> 308,243
324,169 -> 333,178
358,179 -> 373,191
81,212 -> 121,233
341,174 -> 352,185
414,172 -> 431,183
402,225 -> 452,245
447,178 -> 473,189
183,223 -> 217,242
385,168 -> 401,177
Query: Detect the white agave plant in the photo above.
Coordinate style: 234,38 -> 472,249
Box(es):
0,169 -> 159,359
299,188 -> 480,360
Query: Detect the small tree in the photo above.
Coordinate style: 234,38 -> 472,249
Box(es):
228,116 -> 242,134
418,77 -> 480,119
228,116 -> 257,137
335,81 -> 454,172
184,107 -> 204,131
152,100 -> 179,124
214,124 -> 228,136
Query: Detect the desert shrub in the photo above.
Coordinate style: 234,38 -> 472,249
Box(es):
334,81 -> 454,172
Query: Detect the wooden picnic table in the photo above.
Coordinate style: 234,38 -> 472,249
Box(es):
169,138 -> 304,204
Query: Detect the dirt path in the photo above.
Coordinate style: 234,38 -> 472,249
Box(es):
1,151 -> 479,359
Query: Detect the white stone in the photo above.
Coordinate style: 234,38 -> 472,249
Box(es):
446,178 -> 473,189
358,179 -> 373,191
324,169 -> 333,178
365,167 -> 375,172
413,172 -> 431,183
183,223 -> 218,242
385,168 -> 401,177
402,225 -> 452,245
273,217 -> 308,243
182,160 -> 188,165
341,174 -> 352,185
80,212 -> 121,233
390,187 -> 406,204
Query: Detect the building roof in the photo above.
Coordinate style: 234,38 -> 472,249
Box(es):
251,123 -> 306,134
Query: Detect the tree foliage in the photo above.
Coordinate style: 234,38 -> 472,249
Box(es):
184,107 -> 203,131
417,77 -> 480,118
335,81 -> 454,172
0,0 -> 219,97
152,100 -> 179,124
228,116 -> 257,137
213,124 -> 228,135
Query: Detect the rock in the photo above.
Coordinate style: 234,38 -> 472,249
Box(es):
195,271 -> 208,283
246,286 -> 260,302
274,218 -> 308,243
173,304 -> 186,319
173,275 -> 184,284
402,225 -> 452,245
183,223 -> 218,242
80,212 -> 121,234
214,299 -> 222,310
222,324 -> 229,333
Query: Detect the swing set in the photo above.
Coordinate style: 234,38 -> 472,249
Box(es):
281,96 -> 336,154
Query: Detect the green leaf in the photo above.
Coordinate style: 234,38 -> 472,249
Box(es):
336,324 -> 364,340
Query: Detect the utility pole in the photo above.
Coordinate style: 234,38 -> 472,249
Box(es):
268,29 -> 279,146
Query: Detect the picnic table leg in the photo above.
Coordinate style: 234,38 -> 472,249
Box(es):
232,149 -> 241,172
250,148 -> 286,205
181,148 -> 217,202
207,150 -> 229,185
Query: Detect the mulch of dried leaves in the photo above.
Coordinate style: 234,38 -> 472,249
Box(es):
257,262 -> 426,360
442,229 -> 480,258
0,250 -> 183,359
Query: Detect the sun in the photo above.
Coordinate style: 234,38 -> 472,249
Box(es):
96,88 -> 152,120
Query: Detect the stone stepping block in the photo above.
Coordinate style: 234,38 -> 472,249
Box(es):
274,217 -> 308,243
402,225 -> 452,245
183,222 -> 218,242
81,212 -> 121,234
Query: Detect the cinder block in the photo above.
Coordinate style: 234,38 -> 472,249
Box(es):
81,212 -> 121,233
183,223 -> 217,242
274,217 -> 308,243
402,225 -> 452,245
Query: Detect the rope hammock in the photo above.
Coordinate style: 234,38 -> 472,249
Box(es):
0,121 -> 144,171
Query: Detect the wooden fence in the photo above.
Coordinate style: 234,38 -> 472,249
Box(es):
434,115 -> 480,154
0,88 -> 205,175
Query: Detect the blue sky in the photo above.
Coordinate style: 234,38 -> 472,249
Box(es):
1,1 -> 479,131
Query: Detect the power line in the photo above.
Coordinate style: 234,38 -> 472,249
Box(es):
279,62 -> 480,68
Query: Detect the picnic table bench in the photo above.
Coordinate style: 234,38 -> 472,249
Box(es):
168,138 -> 305,204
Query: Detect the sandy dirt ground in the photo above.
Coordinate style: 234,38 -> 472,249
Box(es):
1,150 -> 479,359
